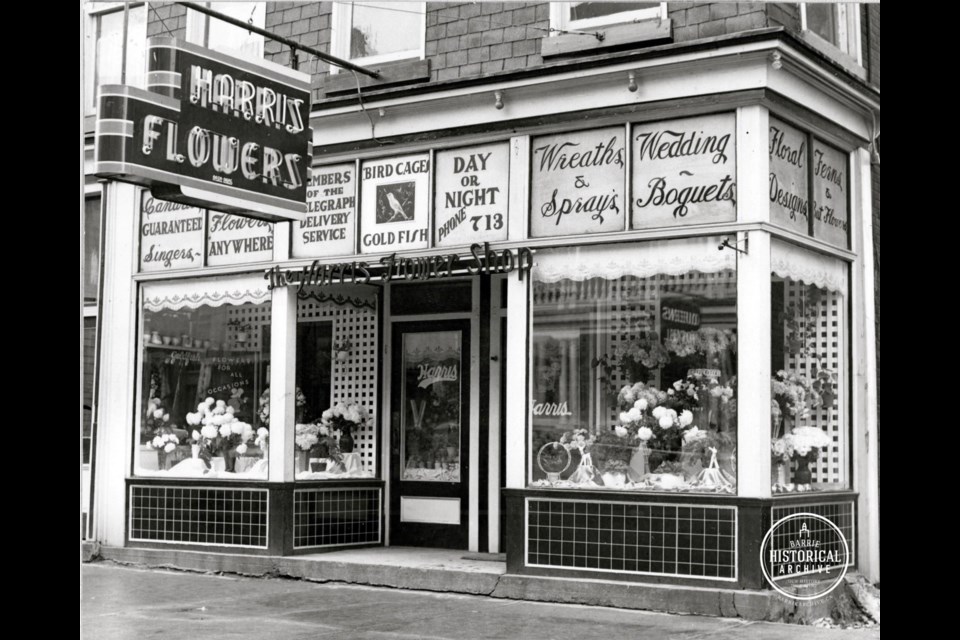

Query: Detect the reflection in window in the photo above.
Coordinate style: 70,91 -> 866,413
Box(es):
569,2 -> 659,22
334,1 -> 424,66
189,1 -> 266,60
84,5 -> 147,112
137,279 -> 270,479
84,197 -> 101,305
802,2 -> 860,62
530,239 -> 737,494
771,242 -> 848,493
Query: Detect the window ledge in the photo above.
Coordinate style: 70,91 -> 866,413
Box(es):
541,18 -> 672,58
797,30 -> 866,82
323,59 -> 431,97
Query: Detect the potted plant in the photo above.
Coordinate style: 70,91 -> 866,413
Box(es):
333,339 -> 353,362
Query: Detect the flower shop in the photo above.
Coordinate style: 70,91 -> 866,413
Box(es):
90,30 -> 878,591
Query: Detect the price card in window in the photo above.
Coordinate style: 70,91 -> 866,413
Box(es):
434,142 -> 509,248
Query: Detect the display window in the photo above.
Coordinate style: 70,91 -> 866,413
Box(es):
136,275 -> 271,479
530,237 -> 738,493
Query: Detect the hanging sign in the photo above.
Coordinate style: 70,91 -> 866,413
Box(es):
359,154 -> 431,254
434,143 -> 509,247
811,140 -> 849,248
529,127 -> 625,238
139,193 -> 205,272
94,37 -> 312,222
768,117 -> 810,234
292,164 -> 356,258
207,212 -> 274,266
631,113 -> 737,229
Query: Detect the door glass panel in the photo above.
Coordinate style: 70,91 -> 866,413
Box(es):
401,331 -> 462,482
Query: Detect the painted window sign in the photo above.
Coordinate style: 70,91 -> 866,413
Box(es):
139,193 -> 205,272
360,154 -> 430,254
206,212 -> 274,266
631,113 -> 737,229
401,331 -> 462,483
292,164 -> 356,258
811,140 -> 849,248
769,117 -> 810,234
434,143 -> 510,247
529,127 -> 626,238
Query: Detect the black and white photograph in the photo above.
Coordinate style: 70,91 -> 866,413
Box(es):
81,1 -> 880,638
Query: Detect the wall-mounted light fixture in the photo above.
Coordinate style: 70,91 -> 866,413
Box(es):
494,91 -> 504,110
627,71 -> 638,92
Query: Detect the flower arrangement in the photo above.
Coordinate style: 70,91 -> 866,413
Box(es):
594,332 -> 670,388
771,426 -> 831,464
142,398 -> 175,444
771,371 -> 822,438
186,397 -> 255,459
295,422 -> 342,463
258,387 -> 308,427
320,402 -> 369,441
150,431 -> 179,454
559,428 -> 595,451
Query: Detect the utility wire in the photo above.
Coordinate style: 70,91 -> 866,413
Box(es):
350,69 -> 395,144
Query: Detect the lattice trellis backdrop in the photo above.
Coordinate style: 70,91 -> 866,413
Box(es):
782,280 -> 846,486
297,298 -> 379,473
604,276 -> 658,430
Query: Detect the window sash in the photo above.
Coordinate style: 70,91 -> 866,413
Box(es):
552,2 -> 666,32
330,1 -> 426,72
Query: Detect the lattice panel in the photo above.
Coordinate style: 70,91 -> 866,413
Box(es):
527,498 -> 737,580
298,298 -> 378,472
605,276 -> 657,430
782,281 -> 846,486
226,302 -> 271,352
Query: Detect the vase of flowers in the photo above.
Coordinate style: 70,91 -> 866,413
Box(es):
333,339 -> 353,363
258,387 -> 308,427
295,422 -> 343,473
321,402 -> 369,454
185,397 -> 255,472
771,425 -> 831,488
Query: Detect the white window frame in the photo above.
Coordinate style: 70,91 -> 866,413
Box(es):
185,2 -> 266,60
329,1 -> 426,74
83,2 -> 147,115
801,2 -> 862,66
550,2 -> 666,33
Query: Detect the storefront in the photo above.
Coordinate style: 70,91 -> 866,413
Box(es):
90,30 -> 879,591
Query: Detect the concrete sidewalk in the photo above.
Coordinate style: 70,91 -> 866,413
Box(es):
86,543 -> 869,623
81,562 -> 880,640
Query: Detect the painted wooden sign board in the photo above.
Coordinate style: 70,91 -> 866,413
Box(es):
631,113 -> 737,229
359,154 -> 431,254
529,127 -> 626,238
434,143 -> 510,247
139,192 -> 205,272
207,212 -> 274,266
769,117 -> 810,234
292,164 -> 357,258
812,140 -> 849,249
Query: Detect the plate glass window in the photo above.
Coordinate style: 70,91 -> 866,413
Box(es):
553,2 -> 664,31
84,3 -> 147,113
331,1 -> 425,69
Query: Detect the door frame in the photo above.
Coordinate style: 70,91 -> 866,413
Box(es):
381,277 -> 483,550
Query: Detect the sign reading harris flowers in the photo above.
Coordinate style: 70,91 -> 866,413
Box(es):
811,140 -> 849,248
434,143 -> 509,247
530,127 -> 625,238
139,193 -> 205,272
360,154 -> 431,254
631,114 -> 737,229
207,212 -> 274,266
769,117 -> 810,234
95,38 -> 312,222
292,164 -> 356,258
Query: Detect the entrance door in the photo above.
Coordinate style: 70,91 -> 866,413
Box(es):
390,320 -> 470,548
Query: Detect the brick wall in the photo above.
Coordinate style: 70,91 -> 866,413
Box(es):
766,3 -> 800,32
